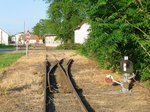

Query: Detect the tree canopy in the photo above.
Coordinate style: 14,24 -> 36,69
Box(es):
81,0 -> 150,80
34,0 -> 84,43
33,0 -> 150,80
32,19 -> 52,37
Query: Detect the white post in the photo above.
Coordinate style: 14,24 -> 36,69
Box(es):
16,43 -> 18,51
16,37 -> 18,51
26,41 -> 29,57
123,56 -> 129,82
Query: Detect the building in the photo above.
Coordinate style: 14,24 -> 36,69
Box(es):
74,23 -> 90,44
45,34 -> 62,47
0,28 -> 9,45
15,32 -> 24,45
12,31 -> 43,45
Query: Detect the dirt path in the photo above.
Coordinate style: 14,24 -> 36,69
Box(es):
0,50 -> 150,112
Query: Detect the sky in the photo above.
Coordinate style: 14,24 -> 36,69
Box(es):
0,0 -> 48,35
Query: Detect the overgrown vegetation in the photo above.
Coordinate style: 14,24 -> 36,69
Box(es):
80,0 -> 150,80
33,0 -> 84,43
0,52 -> 25,70
145,81 -> 150,87
56,43 -> 82,50
35,0 -> 149,81
0,44 -> 15,49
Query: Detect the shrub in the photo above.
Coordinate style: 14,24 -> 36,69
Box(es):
56,43 -> 82,50
80,0 -> 150,80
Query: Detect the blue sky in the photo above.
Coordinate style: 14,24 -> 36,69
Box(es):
0,0 -> 48,35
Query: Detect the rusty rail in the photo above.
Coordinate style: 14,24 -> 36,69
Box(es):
44,60 -> 51,112
58,59 -> 89,112
45,59 -> 64,112
47,59 -> 62,92
45,58 -> 90,112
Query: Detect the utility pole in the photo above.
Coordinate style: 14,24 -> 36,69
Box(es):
24,20 -> 28,56
26,40 -> 29,57
24,21 -> 26,34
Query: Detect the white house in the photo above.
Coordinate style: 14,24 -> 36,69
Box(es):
15,33 -> 23,45
0,28 -> 9,45
11,35 -> 16,43
74,23 -> 90,44
45,34 -> 62,47
11,32 -> 25,45
12,31 -> 43,45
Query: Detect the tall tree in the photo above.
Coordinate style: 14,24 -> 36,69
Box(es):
45,0 -> 84,43
81,0 -> 150,80
32,19 -> 52,37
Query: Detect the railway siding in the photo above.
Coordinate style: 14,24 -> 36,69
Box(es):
0,50 -> 150,112
45,59 -> 90,112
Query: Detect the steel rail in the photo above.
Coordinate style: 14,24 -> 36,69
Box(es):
58,59 -> 89,112
44,60 -> 50,112
47,59 -> 64,93
47,60 -> 58,93
45,59 -> 63,112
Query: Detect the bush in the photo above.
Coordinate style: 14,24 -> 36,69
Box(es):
80,0 -> 150,80
56,43 -> 82,50
0,44 -> 14,48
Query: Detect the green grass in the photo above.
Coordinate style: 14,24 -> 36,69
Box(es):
0,52 -> 25,70
145,81 -> 150,87
0,44 -> 15,49
56,43 -> 82,50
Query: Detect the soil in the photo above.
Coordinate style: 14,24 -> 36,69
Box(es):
0,50 -> 150,112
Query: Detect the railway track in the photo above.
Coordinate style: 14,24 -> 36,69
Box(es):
44,56 -> 94,112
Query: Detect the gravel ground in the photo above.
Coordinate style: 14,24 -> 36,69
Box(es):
0,50 -> 150,112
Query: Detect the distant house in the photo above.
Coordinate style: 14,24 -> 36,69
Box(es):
14,32 -> 24,45
11,32 -> 26,45
74,23 -> 90,44
0,28 -> 9,45
25,31 -> 43,44
12,31 -> 43,45
45,34 -> 62,47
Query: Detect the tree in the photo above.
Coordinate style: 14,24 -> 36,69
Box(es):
44,0 -> 84,43
39,0 -> 150,80
32,19 -> 52,37
81,0 -> 150,80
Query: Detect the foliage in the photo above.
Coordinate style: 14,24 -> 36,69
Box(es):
0,52 -> 25,70
40,0 -> 85,43
81,0 -> 150,80
56,43 -> 82,50
32,19 -> 52,38
0,44 -> 15,49
39,0 -> 150,80
145,81 -> 150,87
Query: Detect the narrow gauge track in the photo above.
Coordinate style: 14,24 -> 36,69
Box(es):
44,58 -> 61,112
44,57 -> 92,112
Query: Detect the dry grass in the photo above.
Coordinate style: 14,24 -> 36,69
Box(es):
72,53 -> 150,112
0,51 -> 45,112
0,50 -> 150,112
